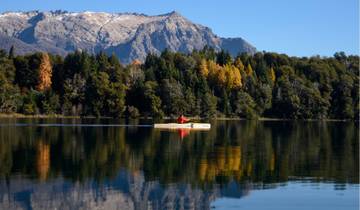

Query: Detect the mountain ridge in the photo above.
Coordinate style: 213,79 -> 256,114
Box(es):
0,10 -> 256,63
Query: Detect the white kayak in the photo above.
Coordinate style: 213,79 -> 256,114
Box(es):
154,123 -> 211,130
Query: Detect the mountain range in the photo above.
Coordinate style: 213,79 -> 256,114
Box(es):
0,10 -> 256,63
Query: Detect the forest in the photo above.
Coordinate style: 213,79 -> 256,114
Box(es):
0,46 -> 358,119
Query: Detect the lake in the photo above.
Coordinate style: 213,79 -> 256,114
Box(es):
0,119 -> 358,210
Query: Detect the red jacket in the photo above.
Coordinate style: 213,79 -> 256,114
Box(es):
177,116 -> 189,124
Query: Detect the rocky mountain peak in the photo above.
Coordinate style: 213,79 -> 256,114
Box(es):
0,11 -> 256,63
165,10 -> 183,18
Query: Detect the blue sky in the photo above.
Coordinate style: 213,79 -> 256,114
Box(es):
1,0 -> 358,56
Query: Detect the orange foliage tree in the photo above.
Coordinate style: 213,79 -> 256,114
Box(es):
36,53 -> 52,91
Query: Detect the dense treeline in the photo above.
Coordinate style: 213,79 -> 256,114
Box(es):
0,47 -> 358,119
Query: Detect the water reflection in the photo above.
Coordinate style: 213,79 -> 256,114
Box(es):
0,119 -> 358,209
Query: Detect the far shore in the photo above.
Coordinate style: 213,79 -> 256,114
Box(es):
0,113 -> 352,122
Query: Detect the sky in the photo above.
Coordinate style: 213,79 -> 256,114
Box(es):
1,0 -> 358,56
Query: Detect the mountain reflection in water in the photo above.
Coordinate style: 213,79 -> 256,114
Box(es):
0,119 -> 358,210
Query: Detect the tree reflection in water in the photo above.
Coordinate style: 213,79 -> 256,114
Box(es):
0,119 -> 358,209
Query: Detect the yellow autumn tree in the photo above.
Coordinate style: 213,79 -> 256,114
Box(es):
234,58 -> 245,72
245,63 -> 253,76
224,64 -> 233,89
36,53 -> 52,91
270,67 -> 276,82
207,60 -> 224,85
203,60 -> 242,89
224,64 -> 242,89
199,58 -> 209,77
207,60 -> 219,76
216,67 -> 226,86
231,65 -> 242,88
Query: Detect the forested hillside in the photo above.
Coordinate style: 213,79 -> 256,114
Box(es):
0,47 -> 358,119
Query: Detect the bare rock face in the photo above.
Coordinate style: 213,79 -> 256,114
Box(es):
0,33 -> 41,54
0,11 -> 256,63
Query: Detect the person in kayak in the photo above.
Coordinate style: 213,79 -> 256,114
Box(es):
177,114 -> 190,124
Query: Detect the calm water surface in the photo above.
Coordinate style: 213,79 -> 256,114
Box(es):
0,119 -> 358,210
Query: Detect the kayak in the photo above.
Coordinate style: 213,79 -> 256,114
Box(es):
153,123 -> 211,130
154,123 -> 211,130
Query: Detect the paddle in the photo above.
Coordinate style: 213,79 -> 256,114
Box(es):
186,118 -> 201,123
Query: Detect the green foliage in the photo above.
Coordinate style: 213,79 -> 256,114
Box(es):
107,82 -> 126,117
160,79 -> 186,115
0,53 -> 20,113
126,106 -> 140,118
183,88 -> 198,116
41,91 -> 60,114
272,76 -> 301,118
201,92 -> 217,118
143,81 -> 164,118
0,74 -> 21,113
14,56 -> 36,88
330,74 -> 355,119
86,72 -> 110,116
0,47 -> 358,119
253,84 -> 272,115
63,73 -> 86,115
216,50 -> 232,66
21,89 -> 40,115
234,91 -> 258,119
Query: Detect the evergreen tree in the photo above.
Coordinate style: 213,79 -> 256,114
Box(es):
235,91 -> 257,119
201,92 -> 217,118
216,50 -> 232,66
143,81 -> 164,118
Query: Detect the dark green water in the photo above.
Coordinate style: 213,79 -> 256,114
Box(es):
0,119 -> 358,210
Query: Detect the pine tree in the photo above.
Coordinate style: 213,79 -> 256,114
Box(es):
216,50 -> 232,66
36,53 -> 52,91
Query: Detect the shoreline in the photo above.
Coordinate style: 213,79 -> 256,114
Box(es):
0,113 -> 353,122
